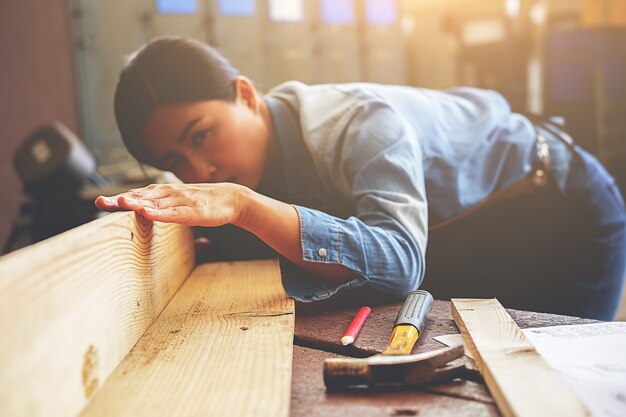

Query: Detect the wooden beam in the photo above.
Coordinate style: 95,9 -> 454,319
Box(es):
0,212 -> 194,417
80,259 -> 294,417
451,298 -> 591,417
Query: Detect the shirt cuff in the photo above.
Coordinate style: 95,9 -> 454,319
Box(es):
295,205 -> 364,272
279,205 -> 367,302
278,256 -> 366,302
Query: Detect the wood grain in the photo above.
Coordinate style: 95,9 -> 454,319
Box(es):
0,212 -> 194,417
451,298 -> 591,417
80,259 -> 294,417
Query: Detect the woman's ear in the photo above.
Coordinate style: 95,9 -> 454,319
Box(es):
234,76 -> 259,113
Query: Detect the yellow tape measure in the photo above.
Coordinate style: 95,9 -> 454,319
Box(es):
382,290 -> 433,355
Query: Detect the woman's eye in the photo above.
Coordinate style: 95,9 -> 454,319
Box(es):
168,155 -> 184,171
191,129 -> 209,148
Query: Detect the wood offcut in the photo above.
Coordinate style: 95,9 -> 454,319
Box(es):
451,298 -> 591,417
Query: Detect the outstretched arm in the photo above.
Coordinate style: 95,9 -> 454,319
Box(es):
95,183 -> 355,281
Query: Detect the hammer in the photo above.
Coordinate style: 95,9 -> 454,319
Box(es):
323,290 -> 466,389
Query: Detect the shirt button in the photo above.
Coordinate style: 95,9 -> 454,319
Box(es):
317,248 -> 328,258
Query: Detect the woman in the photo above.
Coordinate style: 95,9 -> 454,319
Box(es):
96,36 -> 626,320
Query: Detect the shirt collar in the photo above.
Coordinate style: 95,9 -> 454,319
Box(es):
263,96 -> 326,207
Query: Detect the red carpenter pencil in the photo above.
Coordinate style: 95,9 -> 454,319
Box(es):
341,306 -> 372,346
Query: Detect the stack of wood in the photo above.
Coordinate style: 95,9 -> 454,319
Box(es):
0,212 -> 294,417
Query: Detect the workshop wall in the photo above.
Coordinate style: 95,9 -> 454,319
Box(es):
0,0 -> 79,251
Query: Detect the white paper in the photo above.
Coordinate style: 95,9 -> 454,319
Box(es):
434,322 -> 626,417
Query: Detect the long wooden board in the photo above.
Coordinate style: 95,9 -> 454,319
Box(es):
80,259 -> 294,417
451,298 -> 591,417
0,212 -> 194,417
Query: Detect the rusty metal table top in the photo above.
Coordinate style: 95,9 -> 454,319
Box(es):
291,299 -> 596,417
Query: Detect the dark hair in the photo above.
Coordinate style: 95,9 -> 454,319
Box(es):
114,36 -> 240,166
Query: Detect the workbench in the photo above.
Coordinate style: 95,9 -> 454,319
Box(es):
0,211 -> 604,417
290,299 -> 597,417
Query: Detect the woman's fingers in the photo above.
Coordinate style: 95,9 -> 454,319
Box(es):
117,195 -> 151,210
95,184 -> 179,212
126,184 -> 176,200
95,195 -> 121,211
119,196 -> 186,211
95,192 -> 195,224
94,182 -> 242,228
139,206 -> 194,225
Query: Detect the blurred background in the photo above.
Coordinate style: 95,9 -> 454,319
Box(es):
1,0 -> 625,253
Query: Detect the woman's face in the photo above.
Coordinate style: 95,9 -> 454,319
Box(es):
142,87 -> 270,189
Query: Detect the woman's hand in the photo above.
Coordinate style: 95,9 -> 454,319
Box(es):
94,183 -> 249,227
96,182 -> 356,281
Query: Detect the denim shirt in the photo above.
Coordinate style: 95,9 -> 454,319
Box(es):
201,82 -> 539,302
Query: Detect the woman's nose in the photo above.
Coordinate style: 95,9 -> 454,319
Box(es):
186,154 -> 217,183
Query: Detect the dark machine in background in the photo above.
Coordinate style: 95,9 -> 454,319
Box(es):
442,2 -> 626,191
544,19 -> 626,188
5,122 -> 108,253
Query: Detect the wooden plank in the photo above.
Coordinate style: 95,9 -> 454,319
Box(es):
293,300 -> 598,417
451,298 -> 591,417
0,212 -> 194,417
80,259 -> 294,417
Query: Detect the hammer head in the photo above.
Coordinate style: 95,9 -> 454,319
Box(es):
323,345 -> 465,390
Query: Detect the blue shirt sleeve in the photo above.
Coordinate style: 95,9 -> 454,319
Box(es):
282,101 -> 428,302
